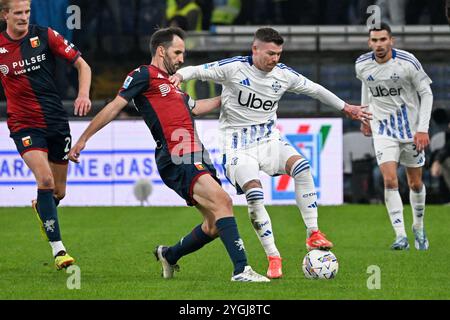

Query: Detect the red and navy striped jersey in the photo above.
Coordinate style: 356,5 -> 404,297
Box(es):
119,65 -> 202,156
0,25 -> 81,133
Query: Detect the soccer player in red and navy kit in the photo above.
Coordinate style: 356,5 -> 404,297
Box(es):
0,0 -> 92,269
69,27 -> 269,282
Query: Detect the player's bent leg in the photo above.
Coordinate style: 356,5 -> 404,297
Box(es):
286,155 -> 333,251
406,167 -> 428,250
192,174 -> 233,219
234,150 -> 283,279
31,199 -> 48,241
22,151 -> 71,264
231,149 -> 281,276
240,178 -> 282,279
380,162 -> 408,248
158,203 -> 218,278
50,161 -> 69,205
192,174 -> 269,282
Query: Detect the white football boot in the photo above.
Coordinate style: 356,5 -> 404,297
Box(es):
231,266 -> 270,282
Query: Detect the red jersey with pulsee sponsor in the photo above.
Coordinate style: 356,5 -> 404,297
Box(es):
0,25 -> 81,133
119,65 -> 203,157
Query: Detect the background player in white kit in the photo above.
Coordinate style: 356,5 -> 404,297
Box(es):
356,23 -> 432,250
171,27 -> 371,279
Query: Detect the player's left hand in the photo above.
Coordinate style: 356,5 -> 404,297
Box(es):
68,141 -> 86,163
74,96 -> 92,117
169,73 -> 183,88
343,104 -> 372,126
414,132 -> 430,152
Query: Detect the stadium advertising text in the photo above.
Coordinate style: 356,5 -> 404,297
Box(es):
0,119 -> 342,206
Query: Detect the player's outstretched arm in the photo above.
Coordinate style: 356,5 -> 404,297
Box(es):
342,104 -> 372,126
192,96 -> 221,116
73,57 -> 92,117
292,76 -> 372,125
69,95 -> 128,163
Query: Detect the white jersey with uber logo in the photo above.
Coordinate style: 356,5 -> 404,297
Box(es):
355,48 -> 432,143
178,56 -> 345,153
355,48 -> 433,167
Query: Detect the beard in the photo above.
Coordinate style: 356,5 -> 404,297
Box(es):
162,54 -> 180,75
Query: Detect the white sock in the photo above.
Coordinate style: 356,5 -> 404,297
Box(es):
410,185 -> 426,229
291,159 -> 319,237
245,188 -> 280,257
50,241 -> 66,257
384,189 -> 406,238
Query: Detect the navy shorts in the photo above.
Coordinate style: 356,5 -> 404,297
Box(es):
157,151 -> 221,206
10,126 -> 72,164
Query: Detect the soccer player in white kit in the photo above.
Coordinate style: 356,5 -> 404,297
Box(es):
356,23 -> 432,250
171,27 -> 371,279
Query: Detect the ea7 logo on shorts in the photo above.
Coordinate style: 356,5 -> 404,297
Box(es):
0,65 -> 9,76
159,84 -> 171,97
22,136 -> 32,147
0,47 -> 8,54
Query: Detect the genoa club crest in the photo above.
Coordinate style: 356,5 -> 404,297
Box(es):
22,136 -> 32,147
30,37 -> 40,48
194,162 -> 205,171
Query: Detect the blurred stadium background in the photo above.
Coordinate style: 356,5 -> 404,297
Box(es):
1,0 -> 450,205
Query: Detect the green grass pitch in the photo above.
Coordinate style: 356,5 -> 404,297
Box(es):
0,205 -> 449,300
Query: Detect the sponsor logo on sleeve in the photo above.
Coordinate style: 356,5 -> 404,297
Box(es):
123,76 -> 133,89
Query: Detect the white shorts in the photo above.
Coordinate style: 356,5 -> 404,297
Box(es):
222,138 -> 299,194
373,137 -> 425,168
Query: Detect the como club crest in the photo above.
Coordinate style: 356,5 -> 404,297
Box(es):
390,73 -> 400,83
272,81 -> 281,93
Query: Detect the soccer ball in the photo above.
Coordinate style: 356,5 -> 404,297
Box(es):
302,250 -> 338,280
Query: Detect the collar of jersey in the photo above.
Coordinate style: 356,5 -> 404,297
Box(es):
2,26 -> 30,43
150,64 -> 169,78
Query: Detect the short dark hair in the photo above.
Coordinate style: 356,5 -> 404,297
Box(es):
254,27 -> 284,45
369,22 -> 392,37
150,27 -> 186,57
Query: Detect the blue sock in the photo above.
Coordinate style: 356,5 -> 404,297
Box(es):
216,217 -> 247,275
37,189 -> 62,242
53,196 -> 60,207
165,224 -> 214,265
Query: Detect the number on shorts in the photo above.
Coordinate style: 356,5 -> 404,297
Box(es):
64,137 -> 71,153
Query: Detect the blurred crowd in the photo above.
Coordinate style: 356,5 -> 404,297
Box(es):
14,0 -> 446,62
30,1 -> 450,36
1,1 -> 449,102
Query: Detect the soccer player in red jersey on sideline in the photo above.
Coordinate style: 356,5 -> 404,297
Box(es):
69,27 -> 269,282
0,0 -> 92,269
